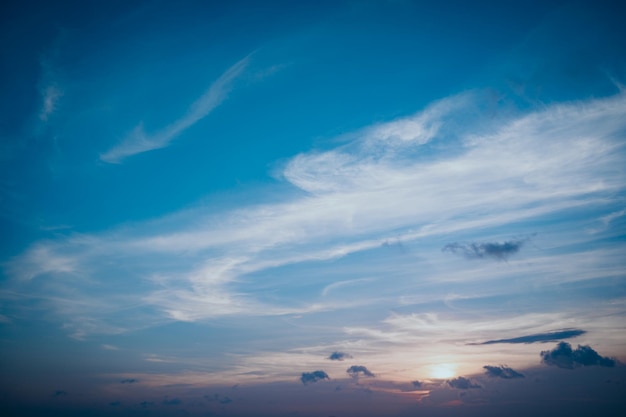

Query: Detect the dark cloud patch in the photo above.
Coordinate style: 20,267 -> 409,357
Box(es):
139,401 -> 154,408
442,239 -> 525,261
483,365 -> 525,379
300,370 -> 330,385
120,378 -> 138,384
52,390 -> 67,398
412,380 -> 422,388
447,377 -> 481,389
328,351 -> 352,361
541,342 -> 616,369
109,401 -> 121,406
472,329 -> 586,345
205,394 -> 233,404
162,398 -> 182,405
346,365 -> 375,378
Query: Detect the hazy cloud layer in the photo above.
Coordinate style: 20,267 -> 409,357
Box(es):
540,342 -> 616,369
472,329 -> 587,345
347,365 -> 375,378
442,240 -> 525,260
483,365 -> 524,379
300,370 -> 330,385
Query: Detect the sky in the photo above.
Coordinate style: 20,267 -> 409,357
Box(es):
1,0 -> 626,416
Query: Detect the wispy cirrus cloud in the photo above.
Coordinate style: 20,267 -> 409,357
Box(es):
100,56 -> 250,163
3,90 -> 626,345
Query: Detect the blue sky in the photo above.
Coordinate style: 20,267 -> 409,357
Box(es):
1,1 -> 626,416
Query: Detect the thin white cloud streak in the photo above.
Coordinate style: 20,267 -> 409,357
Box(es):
39,84 -> 63,121
321,277 -> 374,296
99,56 -> 250,163
3,91 -> 626,338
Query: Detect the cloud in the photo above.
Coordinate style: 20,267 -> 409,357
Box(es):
472,329 -> 586,345
483,365 -> 524,379
300,370 -> 330,385
4,88 -> 626,340
120,378 -> 138,384
205,394 -> 232,404
442,239 -> 525,260
540,342 -> 616,369
447,377 -> 480,389
100,55 -> 250,163
328,351 -> 352,361
411,380 -> 422,388
162,398 -> 182,405
101,344 -> 118,350
347,365 -> 375,378
39,84 -> 63,121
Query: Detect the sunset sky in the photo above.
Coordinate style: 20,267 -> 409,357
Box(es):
1,1 -> 626,416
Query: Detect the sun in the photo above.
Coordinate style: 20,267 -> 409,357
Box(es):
429,363 -> 457,379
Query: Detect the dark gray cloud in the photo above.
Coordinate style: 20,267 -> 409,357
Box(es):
162,398 -> 182,405
447,377 -> 481,389
120,378 -> 138,384
471,329 -> 586,345
346,365 -> 375,378
52,390 -> 67,398
483,365 -> 525,379
328,351 -> 352,361
411,380 -> 422,388
541,342 -> 616,369
139,401 -> 154,408
442,239 -> 525,260
109,401 -> 121,406
300,370 -> 330,385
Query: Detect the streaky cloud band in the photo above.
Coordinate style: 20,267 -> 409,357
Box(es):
469,329 -> 586,345
100,55 -> 250,164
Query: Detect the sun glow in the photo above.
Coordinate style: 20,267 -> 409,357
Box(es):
429,363 -> 457,379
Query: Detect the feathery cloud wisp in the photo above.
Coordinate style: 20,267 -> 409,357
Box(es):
100,56 -> 250,163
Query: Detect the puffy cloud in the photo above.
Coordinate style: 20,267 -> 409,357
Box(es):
328,351 -> 352,361
483,365 -> 524,379
447,377 -> 480,389
300,370 -> 330,385
442,240 -> 525,261
347,365 -> 375,378
474,329 -> 586,345
541,342 -> 616,368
